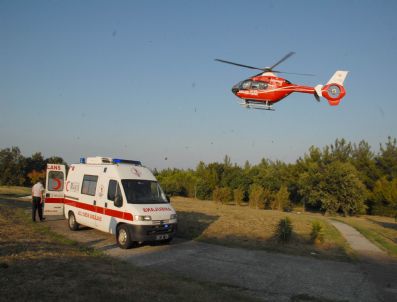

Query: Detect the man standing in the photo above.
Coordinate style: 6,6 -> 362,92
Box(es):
32,180 -> 45,222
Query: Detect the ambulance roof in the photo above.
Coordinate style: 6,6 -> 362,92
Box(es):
83,156 -> 141,166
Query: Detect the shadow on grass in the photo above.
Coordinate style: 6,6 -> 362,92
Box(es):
367,218 -> 397,231
0,198 -> 31,209
176,211 -> 220,240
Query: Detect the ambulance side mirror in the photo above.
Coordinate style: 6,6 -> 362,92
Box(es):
166,195 -> 171,203
114,194 -> 123,207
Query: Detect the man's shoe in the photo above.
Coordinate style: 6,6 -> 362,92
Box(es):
40,218 -> 46,222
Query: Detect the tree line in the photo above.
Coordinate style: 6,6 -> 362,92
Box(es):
0,147 -> 66,187
155,137 -> 397,217
1,138 -> 396,217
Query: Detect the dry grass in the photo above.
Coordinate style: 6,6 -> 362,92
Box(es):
334,215 -> 397,258
172,197 -> 352,260
0,186 -> 31,198
0,200 -> 260,302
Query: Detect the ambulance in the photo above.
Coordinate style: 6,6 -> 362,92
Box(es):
44,157 -> 177,249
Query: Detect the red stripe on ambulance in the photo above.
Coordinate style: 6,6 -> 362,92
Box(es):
64,198 -> 133,221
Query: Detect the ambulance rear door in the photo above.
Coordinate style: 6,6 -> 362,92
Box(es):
44,164 -> 66,216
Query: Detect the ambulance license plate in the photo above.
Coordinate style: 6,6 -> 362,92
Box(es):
156,234 -> 169,240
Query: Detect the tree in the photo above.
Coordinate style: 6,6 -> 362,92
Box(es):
351,140 -> 379,190
195,161 -> 217,200
371,177 -> 397,216
299,161 -> 366,215
323,138 -> 352,163
233,187 -> 244,206
376,136 -> 397,180
249,184 -> 265,209
0,147 -> 26,186
213,187 -> 233,204
27,170 -> 46,185
272,185 -> 292,211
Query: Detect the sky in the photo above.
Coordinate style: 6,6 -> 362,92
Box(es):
1,0 -> 397,170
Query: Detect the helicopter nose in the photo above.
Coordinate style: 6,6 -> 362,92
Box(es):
231,87 -> 239,94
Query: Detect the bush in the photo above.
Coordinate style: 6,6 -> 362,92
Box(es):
213,187 -> 233,204
249,184 -> 265,209
310,221 -> 324,243
272,185 -> 292,212
233,188 -> 244,206
275,217 -> 293,242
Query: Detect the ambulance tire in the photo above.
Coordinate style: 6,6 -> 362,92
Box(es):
162,237 -> 173,244
116,224 -> 133,249
68,212 -> 79,231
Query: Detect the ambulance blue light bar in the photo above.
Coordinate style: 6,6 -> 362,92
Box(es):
112,158 -> 142,166
80,157 -> 86,164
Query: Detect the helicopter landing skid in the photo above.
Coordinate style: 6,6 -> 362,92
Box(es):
238,101 -> 275,111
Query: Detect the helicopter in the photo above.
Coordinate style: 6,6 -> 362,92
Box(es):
215,52 -> 348,111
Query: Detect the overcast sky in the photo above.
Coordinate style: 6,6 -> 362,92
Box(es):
1,0 -> 397,170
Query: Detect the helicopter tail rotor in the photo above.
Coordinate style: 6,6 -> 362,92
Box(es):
317,71 -> 349,106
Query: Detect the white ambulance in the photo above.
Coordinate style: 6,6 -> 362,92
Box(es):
44,157 -> 177,249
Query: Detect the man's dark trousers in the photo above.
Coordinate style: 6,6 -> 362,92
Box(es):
32,197 -> 43,221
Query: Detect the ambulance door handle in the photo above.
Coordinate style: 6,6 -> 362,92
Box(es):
46,193 -> 50,197
105,202 -> 108,208
93,200 -> 96,206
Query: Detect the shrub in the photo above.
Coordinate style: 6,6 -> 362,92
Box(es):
275,217 -> 293,243
212,187 -> 233,204
249,184 -> 265,209
272,185 -> 292,212
233,188 -> 244,206
310,221 -> 324,243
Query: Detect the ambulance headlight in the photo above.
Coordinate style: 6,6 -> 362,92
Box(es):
134,215 -> 152,221
170,214 -> 177,220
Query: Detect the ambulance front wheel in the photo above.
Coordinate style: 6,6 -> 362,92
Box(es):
117,224 -> 134,249
68,212 -> 79,231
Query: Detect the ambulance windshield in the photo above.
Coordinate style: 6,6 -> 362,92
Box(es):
121,179 -> 168,204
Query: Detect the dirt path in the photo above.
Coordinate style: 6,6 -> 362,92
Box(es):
329,220 -> 389,262
329,220 -> 397,302
3,199 -> 396,302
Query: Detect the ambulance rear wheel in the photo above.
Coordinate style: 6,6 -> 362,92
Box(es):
162,237 -> 173,244
68,212 -> 79,231
117,224 -> 133,249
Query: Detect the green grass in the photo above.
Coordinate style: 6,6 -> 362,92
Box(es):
334,216 -> 397,258
0,200 -> 260,302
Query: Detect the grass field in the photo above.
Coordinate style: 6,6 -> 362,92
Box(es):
171,197 -> 353,261
334,215 -> 397,258
2,185 -> 395,261
0,186 -> 30,198
0,200 -> 260,302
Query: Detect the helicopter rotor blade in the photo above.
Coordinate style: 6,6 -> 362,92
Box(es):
268,51 -> 296,70
215,59 -> 265,71
272,70 -> 315,76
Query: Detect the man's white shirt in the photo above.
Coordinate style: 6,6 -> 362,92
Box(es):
32,182 -> 44,197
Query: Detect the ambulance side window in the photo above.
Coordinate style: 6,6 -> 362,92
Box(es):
108,180 -> 122,207
81,175 -> 98,196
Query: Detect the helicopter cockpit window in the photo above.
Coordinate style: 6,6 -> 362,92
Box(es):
241,80 -> 252,90
250,81 -> 268,90
251,82 -> 260,90
258,82 -> 268,90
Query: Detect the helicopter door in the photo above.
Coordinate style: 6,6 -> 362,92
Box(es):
44,164 -> 66,216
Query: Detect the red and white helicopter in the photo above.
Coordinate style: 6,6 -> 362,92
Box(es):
216,52 -> 348,110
